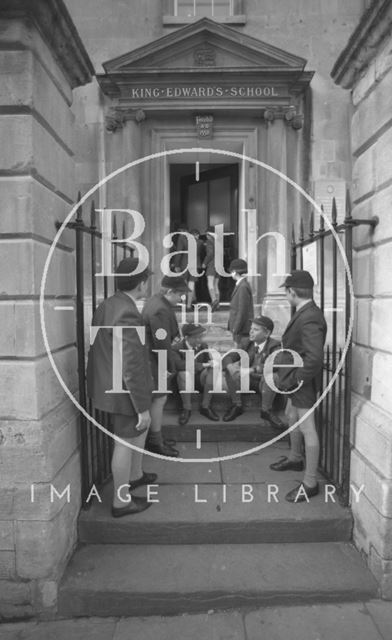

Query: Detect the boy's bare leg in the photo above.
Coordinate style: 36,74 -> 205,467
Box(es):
112,429 -> 147,508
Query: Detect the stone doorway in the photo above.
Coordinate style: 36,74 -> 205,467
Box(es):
170,161 -> 239,302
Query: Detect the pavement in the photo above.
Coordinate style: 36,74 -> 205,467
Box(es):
1,601 -> 392,639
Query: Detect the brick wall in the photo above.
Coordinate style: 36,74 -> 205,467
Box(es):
0,0 -> 93,619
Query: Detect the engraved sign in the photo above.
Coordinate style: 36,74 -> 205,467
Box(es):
196,114 -> 213,138
128,85 -> 282,100
194,46 -> 216,67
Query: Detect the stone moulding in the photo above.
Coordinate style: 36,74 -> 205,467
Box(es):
331,0 -> 392,89
0,0 -> 95,89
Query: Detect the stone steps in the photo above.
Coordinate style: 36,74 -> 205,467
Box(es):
58,542 -> 377,618
162,409 -> 286,442
78,442 -> 352,547
59,442 -> 376,618
78,481 -> 352,546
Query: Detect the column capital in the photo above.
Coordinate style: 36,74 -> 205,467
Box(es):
263,106 -> 304,129
105,108 -> 126,132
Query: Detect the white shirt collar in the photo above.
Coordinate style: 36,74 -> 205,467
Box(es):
123,291 -> 138,305
296,298 -> 312,312
235,275 -> 246,287
256,340 -> 267,353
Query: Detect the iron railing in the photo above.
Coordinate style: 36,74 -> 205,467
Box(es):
56,195 -> 133,506
290,191 -> 377,505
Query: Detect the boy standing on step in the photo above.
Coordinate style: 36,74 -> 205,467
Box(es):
142,275 -> 190,457
202,226 -> 220,311
228,258 -> 254,350
86,257 -> 156,518
270,270 -> 327,503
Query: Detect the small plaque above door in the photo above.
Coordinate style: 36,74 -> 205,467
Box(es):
196,114 -> 214,138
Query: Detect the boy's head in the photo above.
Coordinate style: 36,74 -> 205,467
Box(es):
161,275 -> 189,305
115,257 -> 151,298
249,316 -> 274,343
229,258 -> 248,280
280,270 -> 314,308
182,323 -> 206,348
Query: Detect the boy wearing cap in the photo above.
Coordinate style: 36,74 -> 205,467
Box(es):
224,316 -> 283,426
228,258 -> 254,350
172,324 -> 218,425
270,270 -> 327,503
142,275 -> 190,457
86,258 -> 156,517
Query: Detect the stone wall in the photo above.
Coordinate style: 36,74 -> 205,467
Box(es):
64,0 -> 368,210
0,0 -> 93,618
332,0 -> 392,599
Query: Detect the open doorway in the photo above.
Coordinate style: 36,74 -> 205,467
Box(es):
170,163 -> 239,303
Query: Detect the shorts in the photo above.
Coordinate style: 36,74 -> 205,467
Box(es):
111,413 -> 146,438
290,381 -> 318,409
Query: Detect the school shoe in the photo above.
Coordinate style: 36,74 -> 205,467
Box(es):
285,482 -> 320,503
178,409 -> 192,425
223,405 -> 243,422
129,472 -> 158,491
269,456 -> 304,471
200,407 -> 220,421
260,409 -> 286,431
145,440 -> 179,457
145,436 -> 176,449
111,496 -> 152,518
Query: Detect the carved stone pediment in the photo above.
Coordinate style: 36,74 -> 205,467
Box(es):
100,17 -> 308,74
97,18 -> 313,113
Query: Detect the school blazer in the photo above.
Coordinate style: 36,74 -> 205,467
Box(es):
277,300 -> 327,393
142,293 -> 180,375
228,278 -> 254,336
86,291 -> 153,416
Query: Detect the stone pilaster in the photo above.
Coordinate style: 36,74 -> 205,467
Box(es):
0,0 -> 93,618
332,0 -> 392,599
261,119 -> 291,336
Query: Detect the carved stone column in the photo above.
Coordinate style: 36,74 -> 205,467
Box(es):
122,117 -> 142,212
262,119 -> 291,335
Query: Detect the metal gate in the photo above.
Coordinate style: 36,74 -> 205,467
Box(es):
63,190 -> 377,507
290,192 -> 377,505
57,195 -> 132,506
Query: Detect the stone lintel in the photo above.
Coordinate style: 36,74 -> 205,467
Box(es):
331,0 -> 392,89
0,0 -> 94,89
104,104 -> 305,132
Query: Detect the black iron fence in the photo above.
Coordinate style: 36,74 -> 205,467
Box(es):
56,195 -> 133,506
60,190 -> 377,508
290,192 -> 377,505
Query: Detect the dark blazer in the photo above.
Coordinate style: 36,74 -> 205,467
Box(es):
226,336 -> 280,372
172,233 -> 188,272
142,293 -> 180,377
86,291 -> 153,416
203,235 -> 216,276
248,337 -> 281,369
172,339 -> 210,374
228,278 -> 254,336
277,300 -> 327,408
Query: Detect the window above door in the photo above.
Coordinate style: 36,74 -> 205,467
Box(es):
163,0 -> 246,26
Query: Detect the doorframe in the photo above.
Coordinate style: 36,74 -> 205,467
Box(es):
148,124 -> 259,294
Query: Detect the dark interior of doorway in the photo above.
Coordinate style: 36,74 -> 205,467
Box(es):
170,163 -> 239,303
